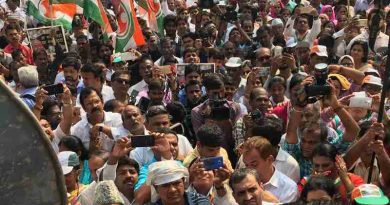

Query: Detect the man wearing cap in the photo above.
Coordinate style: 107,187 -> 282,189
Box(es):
93,180 -> 125,205
295,41 -> 311,68
284,8 -> 321,47
271,18 -> 284,41
362,75 -> 383,95
148,160 -> 212,205
328,74 -> 351,98
307,45 -> 328,74
225,57 -> 247,103
58,151 -> 87,204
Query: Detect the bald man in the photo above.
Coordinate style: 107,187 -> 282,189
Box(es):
111,105 -> 147,140
248,87 -> 271,114
255,47 -> 271,67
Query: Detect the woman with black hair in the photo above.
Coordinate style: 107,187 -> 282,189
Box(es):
59,135 -> 92,185
298,143 -> 364,203
300,175 -> 337,202
349,40 -> 373,72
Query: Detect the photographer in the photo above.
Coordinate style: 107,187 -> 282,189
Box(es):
191,74 -> 243,164
283,76 -> 360,177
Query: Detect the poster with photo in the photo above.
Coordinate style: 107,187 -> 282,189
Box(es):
26,25 -> 68,54
176,63 -> 215,85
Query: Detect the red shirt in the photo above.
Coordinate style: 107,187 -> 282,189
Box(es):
4,43 -> 34,65
271,101 -> 291,127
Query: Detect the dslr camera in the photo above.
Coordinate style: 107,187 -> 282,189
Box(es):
224,6 -> 238,22
298,63 -> 332,106
209,93 -> 231,120
198,0 -> 218,8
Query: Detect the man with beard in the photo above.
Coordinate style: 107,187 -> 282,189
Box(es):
55,56 -> 83,97
4,24 -> 33,64
155,37 -> 183,66
80,63 -> 115,104
97,43 -> 113,68
112,105 -> 148,139
37,84 -> 73,153
183,80 -> 202,145
76,35 -> 91,64
127,56 -> 154,101
34,47 -> 63,85
225,57 -> 250,103
71,87 -> 122,151
256,26 -> 274,50
104,136 -> 139,205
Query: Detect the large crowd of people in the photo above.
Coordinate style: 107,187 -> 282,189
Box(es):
1,0 -> 390,204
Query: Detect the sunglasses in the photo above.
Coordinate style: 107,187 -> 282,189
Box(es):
114,79 -> 130,85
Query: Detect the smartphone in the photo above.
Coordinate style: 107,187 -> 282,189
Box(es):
201,156 -> 223,171
131,135 -> 155,147
349,96 -> 372,109
120,51 -> 137,61
159,65 -> 173,75
258,67 -> 270,77
300,7 -> 312,14
357,19 -> 367,28
43,84 -> 64,95
274,46 -> 283,57
283,47 -> 294,55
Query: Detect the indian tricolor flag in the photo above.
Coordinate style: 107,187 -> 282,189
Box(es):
138,0 -> 164,36
112,0 -> 145,52
83,0 -> 113,37
27,0 -> 82,30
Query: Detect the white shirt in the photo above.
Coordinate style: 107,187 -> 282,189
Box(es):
154,56 -> 183,66
284,17 -> 321,47
130,134 -> 193,166
275,149 -> 300,183
236,149 -> 300,183
101,84 -> 116,103
51,125 -> 67,153
127,79 -> 148,96
347,30 -> 389,54
71,111 -> 123,151
76,84 -> 115,108
263,169 -> 298,204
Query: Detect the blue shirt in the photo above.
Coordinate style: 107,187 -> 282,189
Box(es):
19,86 -> 38,110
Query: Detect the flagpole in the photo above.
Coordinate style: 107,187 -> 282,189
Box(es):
49,0 -> 53,27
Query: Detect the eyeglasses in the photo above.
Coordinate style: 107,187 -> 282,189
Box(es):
258,56 -> 271,61
114,79 -> 130,85
341,63 -> 354,67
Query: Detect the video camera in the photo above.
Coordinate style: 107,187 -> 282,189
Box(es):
297,63 -> 332,106
209,93 -> 230,120
198,0 -> 218,8
224,6 -> 238,22
250,109 -> 264,122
